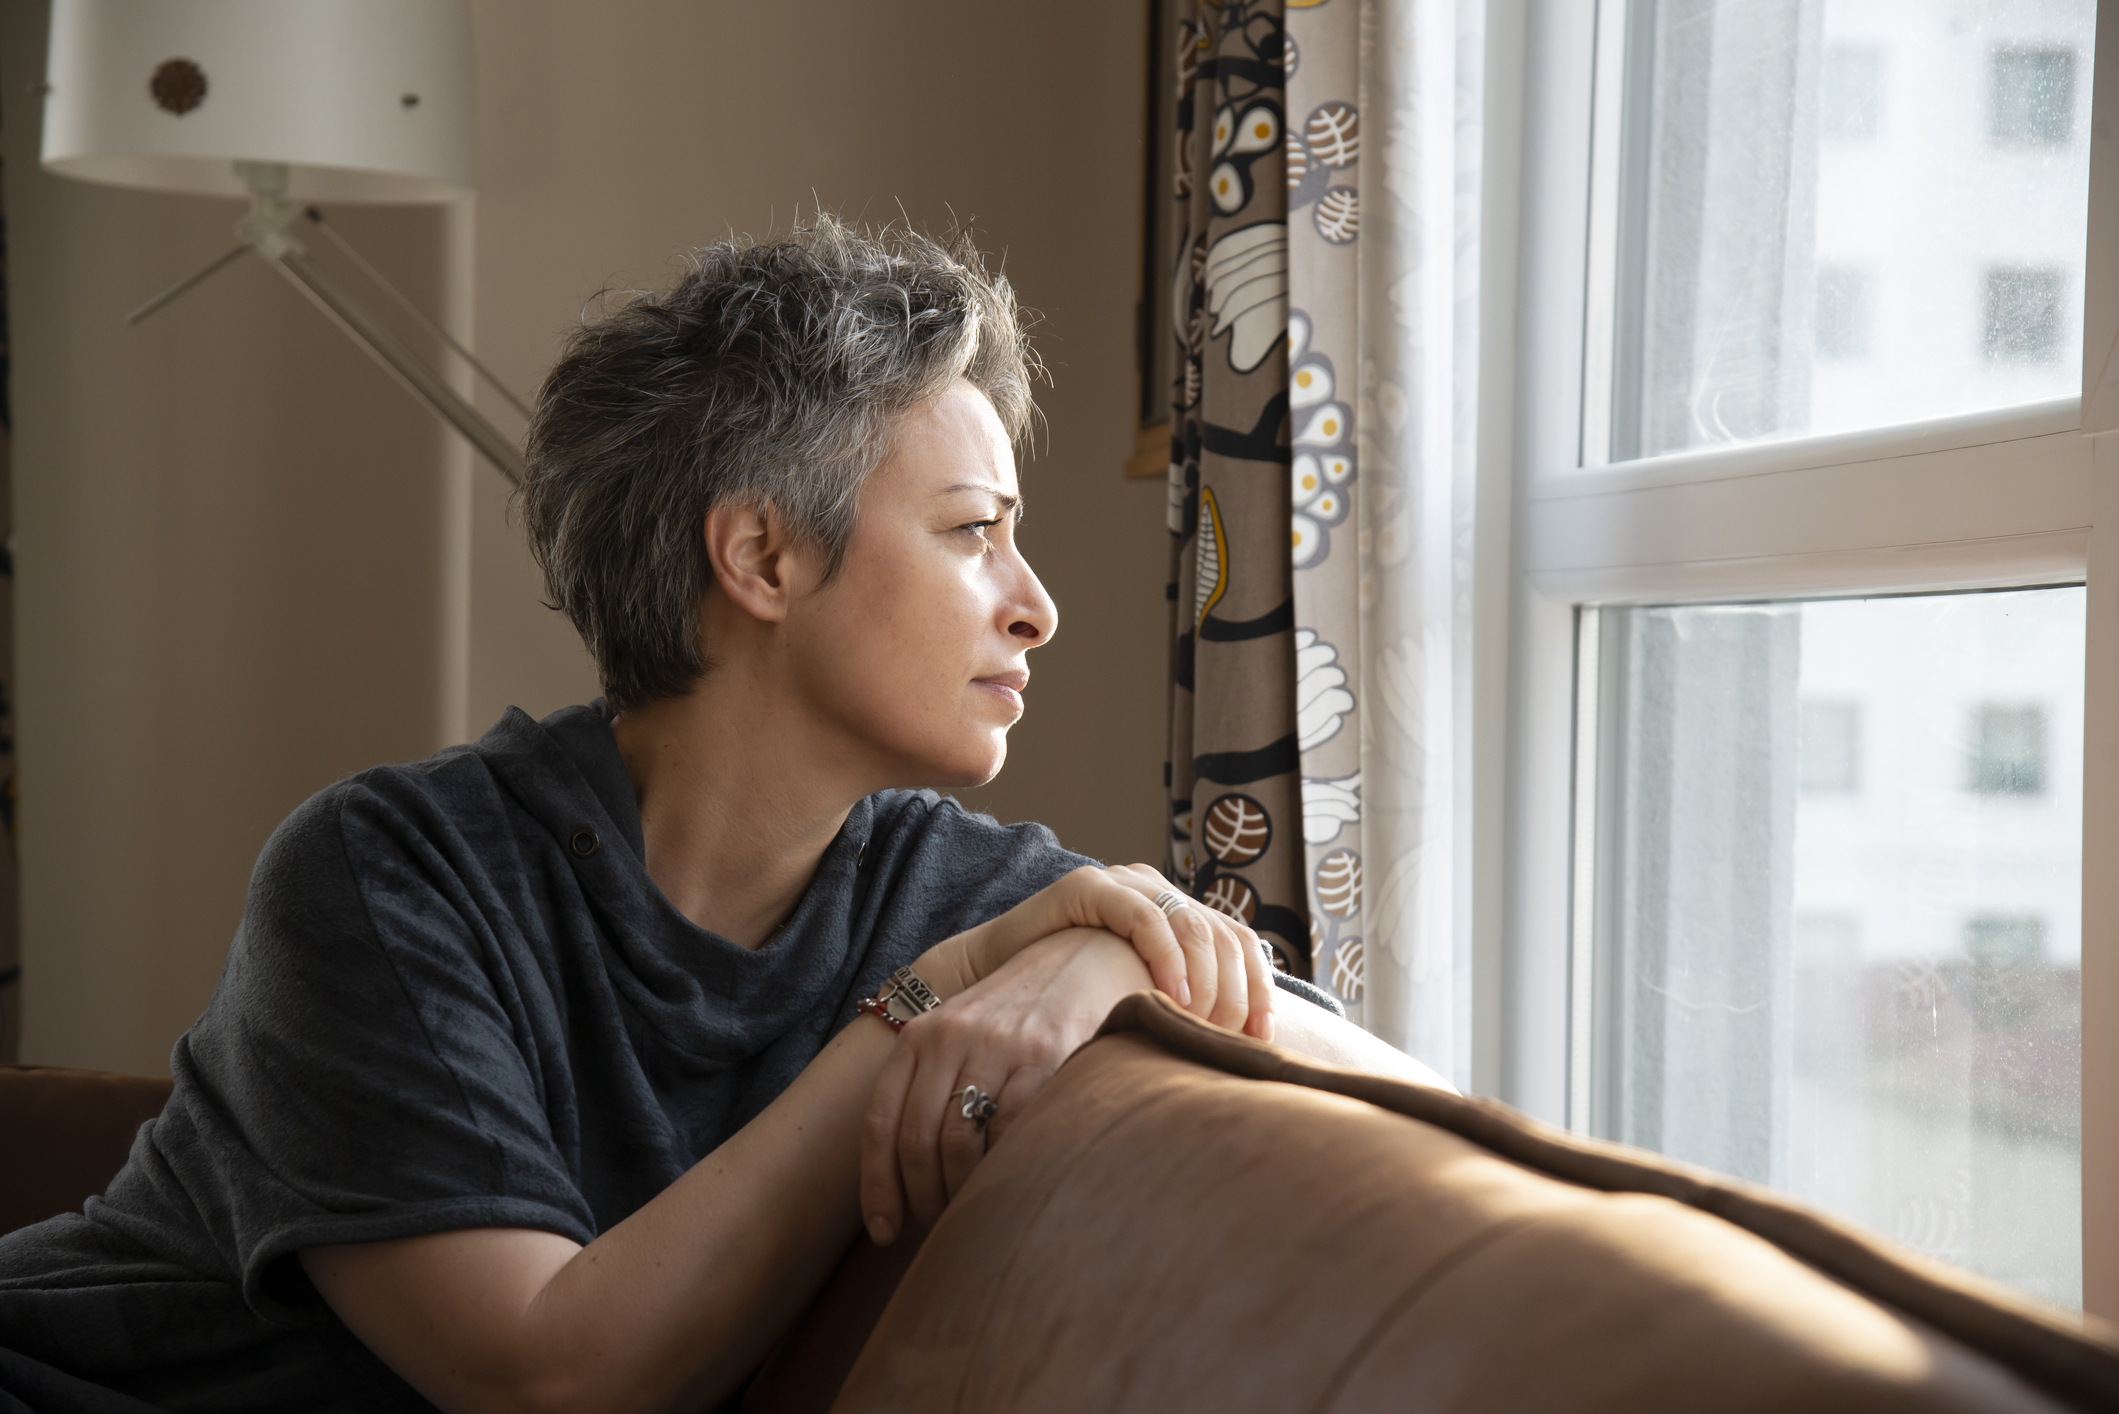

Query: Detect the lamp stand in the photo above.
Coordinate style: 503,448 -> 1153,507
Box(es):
126,161 -> 527,485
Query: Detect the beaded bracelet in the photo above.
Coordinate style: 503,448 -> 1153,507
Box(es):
856,994 -> 905,1032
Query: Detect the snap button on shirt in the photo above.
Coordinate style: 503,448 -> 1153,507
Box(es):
570,828 -> 599,858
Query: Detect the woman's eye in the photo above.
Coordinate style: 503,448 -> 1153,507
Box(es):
960,518 -> 1000,538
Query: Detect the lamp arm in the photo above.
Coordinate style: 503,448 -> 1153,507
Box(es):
125,244 -> 249,326
267,250 -> 527,486
301,207 -> 535,424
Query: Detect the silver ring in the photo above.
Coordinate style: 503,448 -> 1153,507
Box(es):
960,1084 -> 999,1131
1153,888 -> 1189,918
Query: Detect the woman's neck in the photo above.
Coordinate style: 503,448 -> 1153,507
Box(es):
608,677 -> 862,949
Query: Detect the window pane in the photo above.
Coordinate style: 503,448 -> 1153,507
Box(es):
1585,587 -> 2084,1308
1601,0 -> 2095,463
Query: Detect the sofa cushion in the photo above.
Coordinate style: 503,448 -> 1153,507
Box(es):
825,992 -> 2119,1412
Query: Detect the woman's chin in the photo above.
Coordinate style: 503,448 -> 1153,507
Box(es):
908,736 -> 1009,791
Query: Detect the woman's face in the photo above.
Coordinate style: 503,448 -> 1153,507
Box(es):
786,381 -> 1058,789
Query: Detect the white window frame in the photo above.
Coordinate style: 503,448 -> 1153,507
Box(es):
1491,0 -> 2118,1319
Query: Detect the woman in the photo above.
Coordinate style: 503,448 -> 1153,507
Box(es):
0,217 -> 1435,1414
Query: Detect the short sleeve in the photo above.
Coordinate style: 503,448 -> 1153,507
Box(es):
106,781 -> 596,1326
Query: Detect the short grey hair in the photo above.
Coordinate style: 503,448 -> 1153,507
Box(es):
521,214 -> 1041,713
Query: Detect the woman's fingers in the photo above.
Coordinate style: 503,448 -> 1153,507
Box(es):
936,1083 -> 987,1204
859,1043 -> 916,1246
893,1018 -> 965,1232
1205,910 -> 1250,1032
974,866 -> 1192,1006
1244,928 -> 1278,1043
1093,865 -> 1196,1007
1102,864 -> 1228,1021
1162,898 -> 1222,1021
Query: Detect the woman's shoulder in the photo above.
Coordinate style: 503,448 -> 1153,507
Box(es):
241,747 -> 523,944
264,744 -> 512,860
865,788 -> 1081,858
861,789 -> 1096,914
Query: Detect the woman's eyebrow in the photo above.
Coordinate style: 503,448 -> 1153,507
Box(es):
937,483 -> 1023,516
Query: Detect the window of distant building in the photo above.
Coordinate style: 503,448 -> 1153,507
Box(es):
1822,45 -> 1883,141
1967,703 -> 2048,795
1814,268 -> 1873,361
1984,268 -> 2065,363
1991,47 -> 2076,146
1800,699 -> 1861,791
1964,913 -> 2048,966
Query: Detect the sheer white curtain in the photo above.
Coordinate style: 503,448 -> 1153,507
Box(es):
1289,0 -> 1483,1085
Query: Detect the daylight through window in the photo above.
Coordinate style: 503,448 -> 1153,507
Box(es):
1594,0 -> 2093,463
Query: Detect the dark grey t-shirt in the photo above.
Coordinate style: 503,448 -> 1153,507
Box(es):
0,704 -> 1334,1412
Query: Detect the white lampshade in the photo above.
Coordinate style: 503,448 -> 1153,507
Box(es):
41,0 -> 471,204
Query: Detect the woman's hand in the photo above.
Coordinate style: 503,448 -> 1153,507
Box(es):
860,926 -> 1152,1245
946,864 -> 1276,1041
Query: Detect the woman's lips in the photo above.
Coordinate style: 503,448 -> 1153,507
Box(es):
975,671 -> 1028,713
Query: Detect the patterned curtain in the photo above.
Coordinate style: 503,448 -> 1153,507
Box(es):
1166,0 -> 1484,1086
1165,1 -> 1308,973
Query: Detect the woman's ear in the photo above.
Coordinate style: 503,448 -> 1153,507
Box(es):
703,502 -> 799,623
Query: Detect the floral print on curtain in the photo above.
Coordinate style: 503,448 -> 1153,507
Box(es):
1162,0 -> 1484,1077
1163,0 -> 1313,974
1283,0 -> 1365,1020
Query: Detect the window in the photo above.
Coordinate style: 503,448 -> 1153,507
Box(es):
1821,45 -> 1883,142
1579,588 -> 2084,1307
1511,0 -> 2110,1316
1800,699 -> 1861,792
1584,1 -> 2094,462
1967,703 -> 2049,795
1797,913 -> 1862,962
1991,47 -> 2077,146
1814,268 -> 1873,361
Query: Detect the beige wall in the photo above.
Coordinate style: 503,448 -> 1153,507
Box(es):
1,1 -> 460,1073
7,0 -> 1166,1071
460,0 -> 1168,862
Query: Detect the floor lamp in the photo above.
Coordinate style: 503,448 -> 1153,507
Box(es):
38,0 -> 526,484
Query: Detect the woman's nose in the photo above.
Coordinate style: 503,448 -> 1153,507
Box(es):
1007,557 -> 1059,647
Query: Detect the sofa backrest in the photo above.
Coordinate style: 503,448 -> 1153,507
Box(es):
0,1063 -> 172,1236
818,993 -> 2119,1413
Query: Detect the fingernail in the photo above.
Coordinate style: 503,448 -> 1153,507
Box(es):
868,1215 -> 895,1247
1262,1012 -> 1277,1044
1177,977 -> 1192,1007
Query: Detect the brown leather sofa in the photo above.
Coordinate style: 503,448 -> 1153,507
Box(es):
0,1063 -> 171,1237
765,995 -> 2119,1412
8,1001 -> 2118,1412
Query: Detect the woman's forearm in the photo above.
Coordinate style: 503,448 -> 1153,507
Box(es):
303,938 -> 985,1414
